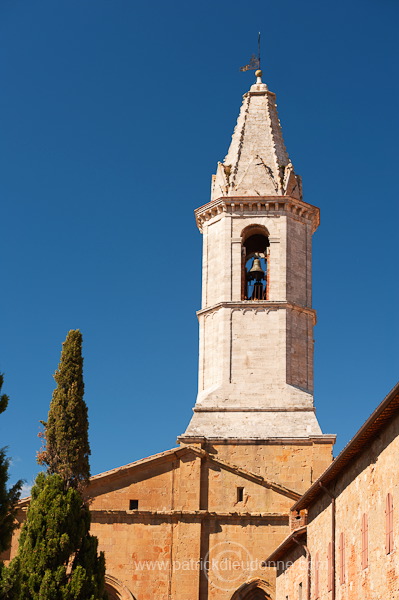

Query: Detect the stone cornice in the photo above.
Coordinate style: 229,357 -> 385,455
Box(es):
179,436 -> 337,446
90,509 -> 289,522
194,195 -> 320,233
197,301 -> 317,324
193,407 -> 316,413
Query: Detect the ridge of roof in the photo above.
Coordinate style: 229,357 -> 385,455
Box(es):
16,446 -> 187,504
89,444 -> 301,499
17,442 -> 302,506
204,453 -> 301,500
292,381 -> 399,511
89,446 -> 184,482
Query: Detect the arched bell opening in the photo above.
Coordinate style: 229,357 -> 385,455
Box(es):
241,226 -> 270,301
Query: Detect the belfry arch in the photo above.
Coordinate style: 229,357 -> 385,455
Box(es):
104,575 -> 136,600
241,224 -> 270,301
230,578 -> 273,600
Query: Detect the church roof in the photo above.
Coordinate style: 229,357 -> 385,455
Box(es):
211,72 -> 302,201
262,525 -> 307,565
88,444 -> 301,501
291,381 -> 399,511
17,444 -> 302,505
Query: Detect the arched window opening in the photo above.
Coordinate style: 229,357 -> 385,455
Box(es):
105,587 -> 120,600
244,589 -> 270,600
242,231 -> 269,301
104,575 -> 136,600
230,579 -> 272,600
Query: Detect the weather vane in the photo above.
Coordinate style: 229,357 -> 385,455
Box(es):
240,32 -> 261,72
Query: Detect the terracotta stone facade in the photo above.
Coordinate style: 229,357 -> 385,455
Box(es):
266,382 -> 399,600
5,441 -> 333,600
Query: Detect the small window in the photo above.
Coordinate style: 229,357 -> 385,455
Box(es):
237,487 -> 244,502
129,499 -> 139,510
298,582 -> 302,600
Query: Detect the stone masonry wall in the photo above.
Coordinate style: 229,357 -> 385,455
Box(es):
286,308 -> 314,393
305,411 -> 399,599
275,544 -> 309,600
206,441 -> 333,496
3,440 -> 334,600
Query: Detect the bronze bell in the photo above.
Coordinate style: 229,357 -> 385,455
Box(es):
247,257 -> 265,281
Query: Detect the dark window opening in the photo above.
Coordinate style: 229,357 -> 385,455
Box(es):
242,231 -> 269,301
129,499 -> 139,510
237,487 -> 244,502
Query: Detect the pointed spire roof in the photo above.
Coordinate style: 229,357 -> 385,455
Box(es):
211,71 -> 302,201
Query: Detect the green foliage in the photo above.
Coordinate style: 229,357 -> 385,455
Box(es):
0,473 -> 106,600
38,330 -> 90,489
0,333 -> 106,599
0,374 -> 22,557
0,375 -> 9,415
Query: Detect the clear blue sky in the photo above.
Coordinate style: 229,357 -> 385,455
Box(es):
1,0 -> 398,492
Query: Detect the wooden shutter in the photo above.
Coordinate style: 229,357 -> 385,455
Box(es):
361,512 -> 368,569
386,493 -> 394,554
339,531 -> 345,584
327,542 -> 333,591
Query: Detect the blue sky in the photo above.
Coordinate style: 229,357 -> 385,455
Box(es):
0,0 -> 398,491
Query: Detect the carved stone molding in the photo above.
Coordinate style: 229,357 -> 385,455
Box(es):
195,195 -> 319,233
197,301 -> 317,324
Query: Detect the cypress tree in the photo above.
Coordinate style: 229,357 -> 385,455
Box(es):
0,374 -> 22,558
0,332 -> 106,600
0,473 -> 105,600
38,330 -> 90,488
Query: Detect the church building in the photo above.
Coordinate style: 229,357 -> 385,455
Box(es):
11,69 -> 398,600
83,68 -> 335,600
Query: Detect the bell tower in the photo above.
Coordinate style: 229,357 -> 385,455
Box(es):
179,71 -> 334,475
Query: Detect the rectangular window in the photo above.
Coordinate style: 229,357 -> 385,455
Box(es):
361,512 -> 368,569
237,487 -> 244,502
129,499 -> 139,510
314,552 -> 319,599
339,532 -> 345,584
386,493 -> 394,554
298,582 -> 302,600
327,542 -> 333,591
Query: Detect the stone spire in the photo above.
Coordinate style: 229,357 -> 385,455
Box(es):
179,71 -> 332,444
211,70 -> 302,201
